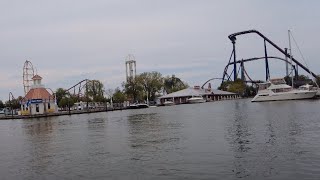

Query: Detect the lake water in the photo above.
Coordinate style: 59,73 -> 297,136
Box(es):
1,99 -> 320,179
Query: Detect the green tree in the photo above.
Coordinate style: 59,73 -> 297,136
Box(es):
5,99 -> 20,109
0,100 -> 4,109
136,71 -> 163,101
284,74 -> 312,88
218,81 -> 230,91
316,75 -> 320,87
85,80 -> 105,102
55,88 -> 67,106
113,87 -> 126,103
244,85 -> 257,97
58,96 -> 75,108
163,75 -> 188,94
123,77 -> 143,102
228,79 -> 246,94
219,79 -> 246,95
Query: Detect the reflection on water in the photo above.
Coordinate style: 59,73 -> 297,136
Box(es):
21,118 -> 56,178
224,100 -> 320,179
1,99 -> 320,179
126,111 -> 183,169
87,117 -> 105,129
226,100 -> 252,178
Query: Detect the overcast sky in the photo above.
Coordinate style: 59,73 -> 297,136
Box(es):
0,0 -> 319,101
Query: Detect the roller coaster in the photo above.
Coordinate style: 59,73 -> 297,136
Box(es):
220,29 -> 317,85
63,79 -> 103,100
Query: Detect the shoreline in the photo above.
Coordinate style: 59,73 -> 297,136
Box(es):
0,107 -> 126,120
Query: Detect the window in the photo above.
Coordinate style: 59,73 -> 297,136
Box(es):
36,104 -> 39,112
48,103 -> 51,109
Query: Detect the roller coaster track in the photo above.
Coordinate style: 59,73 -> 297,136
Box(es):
65,79 -> 89,96
227,56 -> 293,66
227,29 -> 317,80
64,79 -> 102,101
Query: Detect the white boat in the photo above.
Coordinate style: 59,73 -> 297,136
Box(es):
128,103 -> 149,109
163,101 -> 174,106
299,84 -> 320,97
187,96 -> 206,103
251,78 -> 317,102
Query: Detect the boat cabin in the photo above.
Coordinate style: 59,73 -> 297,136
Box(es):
257,78 -> 292,93
269,78 -> 286,85
257,83 -> 271,91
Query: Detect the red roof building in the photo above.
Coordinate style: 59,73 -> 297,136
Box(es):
21,74 -> 57,115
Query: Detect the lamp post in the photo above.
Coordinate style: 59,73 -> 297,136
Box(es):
8,92 -> 15,118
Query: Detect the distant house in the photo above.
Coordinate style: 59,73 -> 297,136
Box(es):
20,74 -> 57,115
158,86 -> 239,105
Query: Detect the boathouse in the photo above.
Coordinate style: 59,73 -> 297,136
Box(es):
158,86 -> 239,105
20,74 -> 57,115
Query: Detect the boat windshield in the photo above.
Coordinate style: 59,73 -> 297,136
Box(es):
258,83 -> 271,90
299,84 -> 312,90
270,79 -> 286,85
271,88 -> 292,93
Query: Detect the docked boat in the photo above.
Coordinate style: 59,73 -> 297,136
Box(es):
163,100 -> 174,106
251,78 -> 317,102
187,96 -> 206,104
128,103 -> 149,109
301,84 -> 320,97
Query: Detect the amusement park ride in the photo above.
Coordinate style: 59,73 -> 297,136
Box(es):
23,60 -> 35,95
202,29 -> 318,88
16,30 -> 320,109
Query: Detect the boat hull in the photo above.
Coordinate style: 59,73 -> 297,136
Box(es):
187,99 -> 206,104
251,90 -> 317,102
128,104 -> 149,109
163,101 -> 174,106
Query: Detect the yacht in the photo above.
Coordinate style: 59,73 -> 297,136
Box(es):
163,100 -> 174,106
128,103 -> 149,109
187,96 -> 206,104
251,78 -> 317,102
302,85 -> 320,97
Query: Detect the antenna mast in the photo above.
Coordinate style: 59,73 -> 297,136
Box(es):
288,30 -> 294,88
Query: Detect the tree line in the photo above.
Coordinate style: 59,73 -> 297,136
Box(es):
0,71 -> 188,109
55,71 -> 188,108
2,73 -> 320,109
0,96 -> 23,110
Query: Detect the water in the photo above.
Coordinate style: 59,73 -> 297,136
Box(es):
1,99 -> 320,179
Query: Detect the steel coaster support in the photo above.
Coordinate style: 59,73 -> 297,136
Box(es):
240,59 -> 245,81
285,48 -> 289,77
264,40 -> 270,81
222,49 -> 234,83
294,65 -> 298,79
232,39 -> 237,81
296,65 -> 299,79
222,67 -> 228,83
228,30 -> 317,79
237,65 -> 242,80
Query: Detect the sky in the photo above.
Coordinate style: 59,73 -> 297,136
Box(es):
0,0 -> 320,101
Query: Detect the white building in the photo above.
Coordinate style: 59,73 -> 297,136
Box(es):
158,86 -> 239,105
20,74 -> 57,115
